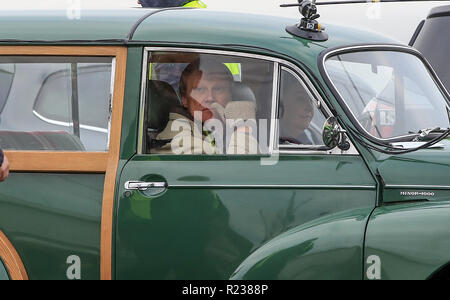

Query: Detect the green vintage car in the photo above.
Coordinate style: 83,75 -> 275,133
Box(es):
0,4 -> 449,281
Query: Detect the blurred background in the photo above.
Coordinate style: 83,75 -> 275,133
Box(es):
1,0 -> 449,43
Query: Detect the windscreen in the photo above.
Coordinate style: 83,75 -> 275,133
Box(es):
325,50 -> 450,140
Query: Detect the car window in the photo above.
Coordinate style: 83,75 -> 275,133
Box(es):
278,68 -> 326,148
325,51 -> 450,139
144,51 -> 274,155
0,65 -> 14,114
0,56 -> 114,151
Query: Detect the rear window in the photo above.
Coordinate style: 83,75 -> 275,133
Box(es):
0,65 -> 14,113
0,56 -> 114,151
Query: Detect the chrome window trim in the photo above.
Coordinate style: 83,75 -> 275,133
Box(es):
269,62 -> 279,153
275,148 -> 348,155
138,46 -> 359,156
321,44 -> 450,143
107,57 -> 116,150
137,49 -> 150,154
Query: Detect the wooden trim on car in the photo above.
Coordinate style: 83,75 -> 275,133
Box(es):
0,230 -> 28,280
100,47 -> 127,280
0,46 -> 124,57
4,151 -> 108,173
0,46 -> 128,280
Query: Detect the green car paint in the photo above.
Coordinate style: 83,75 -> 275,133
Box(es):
365,202 -> 450,280
0,8 -> 448,280
120,46 -> 144,160
0,10 -> 149,42
115,155 -> 376,279
230,207 -> 374,280
0,174 -> 104,279
0,258 -> 9,280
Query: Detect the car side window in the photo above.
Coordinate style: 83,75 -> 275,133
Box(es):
144,51 -> 274,155
0,65 -> 14,113
278,67 -> 326,148
0,56 -> 113,151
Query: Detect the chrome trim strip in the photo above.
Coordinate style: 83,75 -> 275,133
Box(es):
107,57 -> 116,150
139,46 -> 359,156
269,62 -> 279,154
168,184 -> 376,189
32,110 -> 108,133
385,185 -> 450,190
321,44 -> 450,143
125,180 -> 167,190
277,149 -> 335,155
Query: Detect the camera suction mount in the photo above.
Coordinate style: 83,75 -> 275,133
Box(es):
281,0 -> 328,42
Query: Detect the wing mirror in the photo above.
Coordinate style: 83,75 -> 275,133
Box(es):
322,117 -> 350,151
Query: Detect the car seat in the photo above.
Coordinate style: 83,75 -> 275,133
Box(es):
232,82 -> 256,102
0,130 -> 85,151
145,80 -> 181,152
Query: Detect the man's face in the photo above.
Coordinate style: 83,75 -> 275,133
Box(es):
285,98 -> 314,131
182,72 -> 232,122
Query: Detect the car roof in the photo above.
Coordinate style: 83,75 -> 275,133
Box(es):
427,5 -> 450,19
0,9 -> 149,42
0,8 -> 397,68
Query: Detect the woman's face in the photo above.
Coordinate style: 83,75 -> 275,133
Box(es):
182,72 -> 232,122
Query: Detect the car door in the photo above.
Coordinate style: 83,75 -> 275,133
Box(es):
0,46 -> 127,280
115,47 -> 377,279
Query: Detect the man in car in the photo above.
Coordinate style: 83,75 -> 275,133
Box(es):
153,59 -> 258,154
279,78 -> 321,145
0,149 -> 9,181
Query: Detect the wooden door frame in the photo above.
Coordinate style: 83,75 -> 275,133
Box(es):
0,230 -> 28,280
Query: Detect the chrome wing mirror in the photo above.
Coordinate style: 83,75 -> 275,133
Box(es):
322,117 -> 350,151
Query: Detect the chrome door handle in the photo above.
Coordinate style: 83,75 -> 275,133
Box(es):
124,181 -> 167,191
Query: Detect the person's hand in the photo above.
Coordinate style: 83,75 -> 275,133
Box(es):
0,155 -> 9,182
210,102 -> 226,122
224,101 -> 256,133
224,101 -> 256,121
